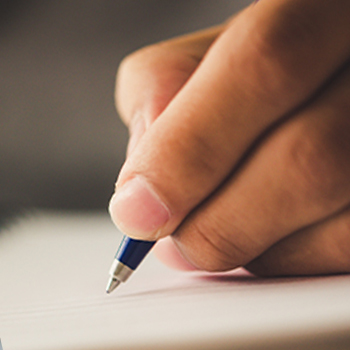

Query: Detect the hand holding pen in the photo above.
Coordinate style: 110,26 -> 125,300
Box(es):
107,0 -> 350,291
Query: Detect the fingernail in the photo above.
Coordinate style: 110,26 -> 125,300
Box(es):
109,176 -> 170,239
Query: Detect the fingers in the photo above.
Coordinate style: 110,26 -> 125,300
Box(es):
171,61 -> 350,272
154,204 -> 350,275
115,26 -> 224,155
153,237 -> 197,271
245,205 -> 350,276
110,0 -> 350,241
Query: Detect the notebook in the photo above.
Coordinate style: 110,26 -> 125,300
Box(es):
1,211 -> 350,350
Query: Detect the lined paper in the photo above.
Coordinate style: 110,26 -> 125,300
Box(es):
1,212 -> 350,350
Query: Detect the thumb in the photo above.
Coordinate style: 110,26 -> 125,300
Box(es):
110,0 -> 350,241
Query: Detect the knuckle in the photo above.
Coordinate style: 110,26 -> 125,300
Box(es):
118,45 -> 155,73
182,221 -> 230,272
116,47 -> 152,91
115,44 -> 161,122
118,43 -> 170,79
183,213 -> 256,272
116,50 -> 140,83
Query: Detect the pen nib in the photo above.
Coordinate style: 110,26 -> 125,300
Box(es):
106,277 -> 120,294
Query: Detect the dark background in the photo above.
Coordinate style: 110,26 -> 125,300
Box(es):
0,0 -> 251,211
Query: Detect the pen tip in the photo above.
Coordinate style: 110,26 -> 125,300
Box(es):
106,277 -> 120,294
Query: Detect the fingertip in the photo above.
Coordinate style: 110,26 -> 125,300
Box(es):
109,176 -> 171,240
153,237 -> 197,271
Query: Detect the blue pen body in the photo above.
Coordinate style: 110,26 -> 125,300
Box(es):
115,236 -> 156,270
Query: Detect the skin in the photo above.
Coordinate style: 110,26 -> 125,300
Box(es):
109,0 -> 350,276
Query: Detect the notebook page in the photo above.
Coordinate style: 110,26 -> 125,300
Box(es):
1,211 -> 350,350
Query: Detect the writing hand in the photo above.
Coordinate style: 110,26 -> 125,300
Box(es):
110,0 -> 350,276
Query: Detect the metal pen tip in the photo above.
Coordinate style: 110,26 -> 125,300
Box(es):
106,277 -> 121,294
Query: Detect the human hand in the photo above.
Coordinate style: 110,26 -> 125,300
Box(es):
109,0 -> 350,276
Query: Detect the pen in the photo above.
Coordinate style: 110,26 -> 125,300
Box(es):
106,235 -> 156,293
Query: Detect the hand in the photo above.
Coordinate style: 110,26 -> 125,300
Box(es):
109,0 -> 350,276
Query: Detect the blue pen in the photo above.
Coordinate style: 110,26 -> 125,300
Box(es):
106,236 -> 156,293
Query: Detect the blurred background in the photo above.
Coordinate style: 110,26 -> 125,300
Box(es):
0,0 -> 251,213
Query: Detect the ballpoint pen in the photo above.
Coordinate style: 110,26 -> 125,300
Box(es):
106,235 -> 156,293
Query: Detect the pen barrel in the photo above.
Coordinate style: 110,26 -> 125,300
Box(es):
115,236 -> 156,270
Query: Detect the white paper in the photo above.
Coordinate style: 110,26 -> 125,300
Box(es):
1,211 -> 350,350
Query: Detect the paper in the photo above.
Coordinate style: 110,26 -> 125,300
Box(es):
1,211 -> 350,350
